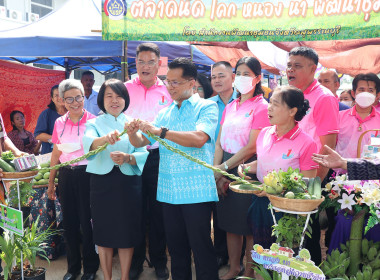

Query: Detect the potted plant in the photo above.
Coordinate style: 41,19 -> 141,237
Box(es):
321,176 -> 380,278
12,216 -> 60,280
8,181 -> 35,227
0,231 -> 17,280
271,213 -> 312,250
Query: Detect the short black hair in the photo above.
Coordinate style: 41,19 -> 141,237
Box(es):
47,84 -> 59,111
168,58 -> 197,80
10,110 -> 24,131
196,73 -> 213,99
81,71 -> 94,78
289,47 -> 319,65
274,85 -> 310,122
235,56 -> 264,97
212,61 -> 233,70
98,79 -> 130,113
136,43 -> 160,58
352,73 -> 380,93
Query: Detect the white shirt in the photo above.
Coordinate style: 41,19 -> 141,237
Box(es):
84,89 -> 100,116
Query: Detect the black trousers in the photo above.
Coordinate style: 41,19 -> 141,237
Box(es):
163,202 -> 219,280
212,202 -> 228,260
58,166 -> 99,274
131,149 -> 167,270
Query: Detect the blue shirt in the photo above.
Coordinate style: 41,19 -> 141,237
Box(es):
84,90 -> 101,116
83,113 -> 148,176
34,108 -> 61,154
209,90 -> 238,140
339,101 -> 350,111
145,94 -> 219,205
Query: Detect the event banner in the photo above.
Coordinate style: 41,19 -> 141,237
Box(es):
0,204 -> 23,236
102,0 -> 380,41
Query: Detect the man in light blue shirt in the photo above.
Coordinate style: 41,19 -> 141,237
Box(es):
81,71 -> 101,115
208,61 -> 237,269
209,61 -> 238,141
127,58 -> 219,280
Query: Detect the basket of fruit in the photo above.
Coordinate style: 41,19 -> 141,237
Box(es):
229,180 -> 263,194
262,167 -> 324,212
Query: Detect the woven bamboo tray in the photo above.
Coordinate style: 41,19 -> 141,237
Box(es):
2,170 -> 39,182
229,181 -> 262,195
267,194 -> 325,212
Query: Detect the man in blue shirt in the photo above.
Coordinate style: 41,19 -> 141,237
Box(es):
127,58 -> 219,280
209,61 -> 237,269
209,61 -> 238,140
317,69 -> 350,111
81,71 -> 101,115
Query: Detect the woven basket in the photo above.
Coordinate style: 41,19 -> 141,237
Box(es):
229,181 -> 262,195
267,194 -> 325,212
2,170 -> 39,183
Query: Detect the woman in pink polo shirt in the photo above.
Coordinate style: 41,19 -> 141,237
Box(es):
238,86 -> 318,272
47,79 -> 99,280
214,56 -> 270,279
336,73 -> 380,162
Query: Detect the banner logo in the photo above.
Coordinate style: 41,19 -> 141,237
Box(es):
104,0 -> 126,20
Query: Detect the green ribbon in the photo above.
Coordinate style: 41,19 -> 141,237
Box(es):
37,128 -> 259,188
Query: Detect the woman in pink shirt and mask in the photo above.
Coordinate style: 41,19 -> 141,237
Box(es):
238,86 -> 318,275
214,56 -> 270,279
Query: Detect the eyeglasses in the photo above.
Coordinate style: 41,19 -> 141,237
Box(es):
193,86 -> 204,92
286,64 -> 313,70
163,79 -> 192,88
64,95 -> 84,104
137,60 -> 157,67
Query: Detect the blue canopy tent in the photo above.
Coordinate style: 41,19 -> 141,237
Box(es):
0,0 -> 278,79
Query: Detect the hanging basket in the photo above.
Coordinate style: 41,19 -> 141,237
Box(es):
267,194 -> 325,212
2,170 -> 39,183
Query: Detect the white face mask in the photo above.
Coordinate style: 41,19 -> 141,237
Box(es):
340,100 -> 353,107
355,92 -> 376,108
234,76 -> 255,95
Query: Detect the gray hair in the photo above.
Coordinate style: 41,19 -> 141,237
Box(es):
58,79 -> 84,98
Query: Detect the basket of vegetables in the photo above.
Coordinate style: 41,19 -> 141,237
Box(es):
0,151 -> 39,182
263,167 -> 324,212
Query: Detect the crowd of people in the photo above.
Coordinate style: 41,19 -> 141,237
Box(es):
0,42 -> 379,280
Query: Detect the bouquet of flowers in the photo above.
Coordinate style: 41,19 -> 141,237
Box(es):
323,172 -> 380,233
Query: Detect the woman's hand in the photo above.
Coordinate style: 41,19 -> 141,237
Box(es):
110,151 -> 127,165
125,119 -> 140,136
214,165 -> 224,181
47,182 -> 56,200
238,164 -> 252,180
216,177 -> 230,197
105,130 -> 121,145
255,191 -> 267,197
312,145 -> 347,170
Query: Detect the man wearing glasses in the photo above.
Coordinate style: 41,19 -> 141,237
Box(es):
124,42 -> 172,280
127,57 -> 219,280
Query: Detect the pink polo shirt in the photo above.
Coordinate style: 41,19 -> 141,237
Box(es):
375,103 -> 380,112
51,110 -> 95,166
299,80 -> 339,151
256,125 -> 318,182
124,77 -> 172,122
336,106 -> 380,159
220,95 -> 270,154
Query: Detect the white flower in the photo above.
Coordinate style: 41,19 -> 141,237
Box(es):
376,210 -> 380,219
331,184 -> 341,196
337,193 -> 356,210
361,192 -> 375,206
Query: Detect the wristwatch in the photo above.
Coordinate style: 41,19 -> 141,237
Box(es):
160,127 -> 169,139
223,161 -> 229,171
